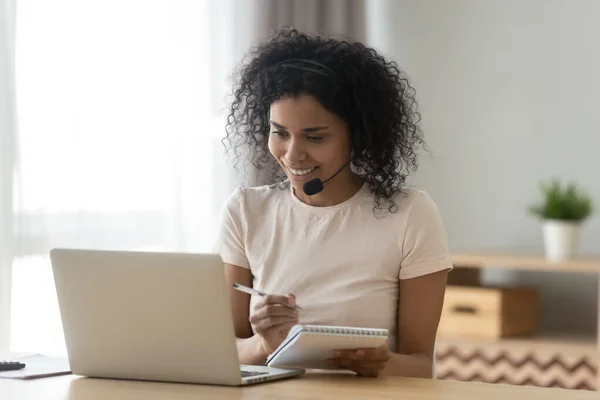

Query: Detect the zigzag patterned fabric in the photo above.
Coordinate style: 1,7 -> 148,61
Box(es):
436,345 -> 598,391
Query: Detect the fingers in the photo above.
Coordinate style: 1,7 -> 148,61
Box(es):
331,348 -> 390,361
255,294 -> 297,309
250,314 -> 298,332
255,319 -> 296,335
326,358 -> 386,377
249,299 -> 299,334
248,292 -> 300,351
327,358 -> 386,369
250,293 -> 298,330
250,304 -> 299,327
253,303 -> 299,318
326,346 -> 390,378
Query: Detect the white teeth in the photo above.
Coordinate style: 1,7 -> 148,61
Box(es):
288,167 -> 316,176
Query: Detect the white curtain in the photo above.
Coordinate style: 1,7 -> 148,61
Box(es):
0,0 -> 17,353
1,0 -> 389,356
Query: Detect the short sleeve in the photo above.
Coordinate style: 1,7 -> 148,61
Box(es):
213,187 -> 250,269
399,191 -> 453,279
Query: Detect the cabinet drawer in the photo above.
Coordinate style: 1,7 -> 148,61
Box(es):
439,286 -> 539,338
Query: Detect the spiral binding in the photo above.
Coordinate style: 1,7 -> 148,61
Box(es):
303,325 -> 388,337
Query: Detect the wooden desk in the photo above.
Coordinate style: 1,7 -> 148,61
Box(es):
1,372 -> 597,400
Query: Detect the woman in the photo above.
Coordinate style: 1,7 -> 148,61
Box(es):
215,27 -> 453,378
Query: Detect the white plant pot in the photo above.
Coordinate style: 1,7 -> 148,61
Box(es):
542,219 -> 582,261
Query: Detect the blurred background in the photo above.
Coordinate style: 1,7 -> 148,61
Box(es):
1,0 -> 599,391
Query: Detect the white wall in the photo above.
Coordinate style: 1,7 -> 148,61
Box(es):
392,0 -> 600,333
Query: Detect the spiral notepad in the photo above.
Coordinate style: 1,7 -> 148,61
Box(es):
266,324 -> 389,370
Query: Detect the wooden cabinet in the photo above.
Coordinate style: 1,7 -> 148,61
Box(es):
439,286 -> 539,338
435,253 -> 600,391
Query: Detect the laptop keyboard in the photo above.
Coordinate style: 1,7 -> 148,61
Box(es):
241,370 -> 269,378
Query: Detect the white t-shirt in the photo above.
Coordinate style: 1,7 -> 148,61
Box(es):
215,181 -> 453,352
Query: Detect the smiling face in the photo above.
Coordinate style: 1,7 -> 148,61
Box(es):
268,94 -> 359,205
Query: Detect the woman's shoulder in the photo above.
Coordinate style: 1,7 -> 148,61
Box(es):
390,187 -> 447,237
223,183 -> 290,210
379,186 -> 440,217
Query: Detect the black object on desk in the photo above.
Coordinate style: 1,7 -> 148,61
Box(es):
0,361 -> 26,371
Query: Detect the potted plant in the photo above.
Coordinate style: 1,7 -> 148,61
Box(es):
529,179 -> 593,261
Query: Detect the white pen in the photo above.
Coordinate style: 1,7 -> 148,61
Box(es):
232,283 -> 302,309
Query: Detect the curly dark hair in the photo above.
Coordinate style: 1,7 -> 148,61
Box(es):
223,27 -> 426,213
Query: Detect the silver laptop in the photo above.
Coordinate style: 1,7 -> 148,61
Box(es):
49,248 -> 304,386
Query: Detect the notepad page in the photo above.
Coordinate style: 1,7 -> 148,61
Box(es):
266,329 -> 389,370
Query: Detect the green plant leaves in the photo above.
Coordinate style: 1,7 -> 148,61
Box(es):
528,178 -> 593,221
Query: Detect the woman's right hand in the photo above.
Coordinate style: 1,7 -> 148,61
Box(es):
249,293 -> 299,356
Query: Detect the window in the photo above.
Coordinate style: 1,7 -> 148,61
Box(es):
11,0 -> 224,356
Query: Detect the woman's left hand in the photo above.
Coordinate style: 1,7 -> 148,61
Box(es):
326,344 -> 391,377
